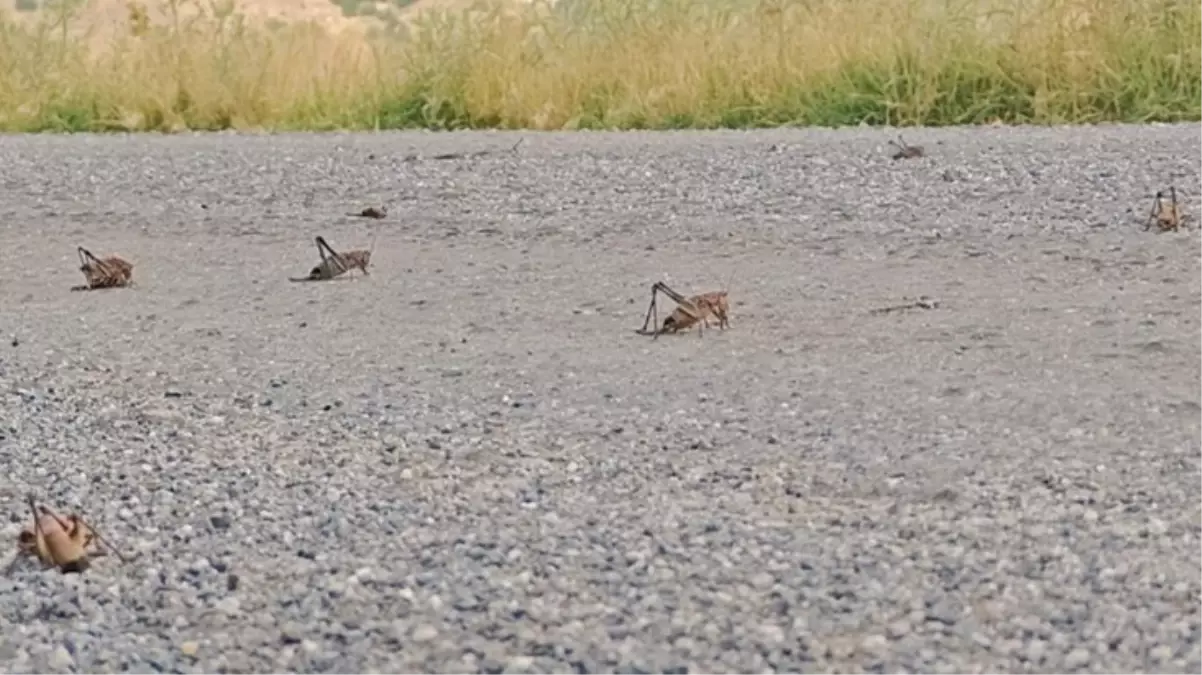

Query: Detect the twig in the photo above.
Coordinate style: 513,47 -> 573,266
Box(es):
869,296 -> 940,315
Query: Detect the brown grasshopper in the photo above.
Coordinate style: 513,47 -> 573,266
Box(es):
637,281 -> 731,339
289,235 -> 373,282
13,496 -> 127,574
72,246 -> 134,291
888,135 -> 925,160
1144,187 -> 1185,232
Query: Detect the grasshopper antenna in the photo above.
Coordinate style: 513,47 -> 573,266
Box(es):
5,495 -> 46,575
26,495 -> 44,547
76,513 -> 130,564
77,246 -> 103,268
1146,191 -> 1163,231
721,264 -> 739,297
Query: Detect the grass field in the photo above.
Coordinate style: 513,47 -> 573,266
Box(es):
0,0 -> 1198,132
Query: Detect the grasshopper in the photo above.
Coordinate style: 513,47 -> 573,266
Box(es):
1145,187 -> 1185,232
289,236 -> 373,282
72,247 -> 134,291
637,281 -> 731,339
12,496 -> 127,574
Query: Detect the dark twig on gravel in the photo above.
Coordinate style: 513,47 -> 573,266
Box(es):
869,296 -> 940,315
403,138 -> 524,163
349,207 -> 387,219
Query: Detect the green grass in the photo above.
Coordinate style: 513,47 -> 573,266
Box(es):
332,0 -> 418,19
0,0 -> 1197,132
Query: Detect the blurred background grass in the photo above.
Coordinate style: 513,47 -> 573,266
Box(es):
0,0 -> 1197,131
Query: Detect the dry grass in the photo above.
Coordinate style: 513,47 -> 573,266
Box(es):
0,0 -> 1197,131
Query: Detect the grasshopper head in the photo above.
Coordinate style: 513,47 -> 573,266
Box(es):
17,528 -> 37,553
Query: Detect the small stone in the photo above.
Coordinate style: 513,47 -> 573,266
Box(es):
281,623 -> 304,645
824,637 -> 855,660
143,408 -> 184,423
411,624 -> 438,643
210,515 -> 231,530
180,641 -> 200,657
750,572 -> 774,589
996,639 -> 1021,656
1150,645 -> 1173,663
1065,647 -> 1090,669
1025,639 -> 1046,664
925,599 -> 959,626
48,646 -> 74,670
215,596 -> 241,615
1083,509 -> 1099,523
860,634 -> 888,653
1147,518 -> 1168,535
504,655 -> 534,673
673,636 -> 696,653
758,624 -> 785,644
887,619 -> 910,639
453,593 -> 483,611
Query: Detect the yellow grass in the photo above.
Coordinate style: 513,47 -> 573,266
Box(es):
0,0 -> 1197,131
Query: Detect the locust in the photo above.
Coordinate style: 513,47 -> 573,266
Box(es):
636,281 -> 731,339
12,496 -> 127,574
72,246 -> 134,291
1145,187 -> 1185,232
289,235 -> 373,282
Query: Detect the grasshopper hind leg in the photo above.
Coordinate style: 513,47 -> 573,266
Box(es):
640,286 -> 661,336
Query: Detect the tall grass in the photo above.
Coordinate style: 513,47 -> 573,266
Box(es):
0,0 -> 1197,131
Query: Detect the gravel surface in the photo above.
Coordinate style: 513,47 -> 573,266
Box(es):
0,124 -> 1199,674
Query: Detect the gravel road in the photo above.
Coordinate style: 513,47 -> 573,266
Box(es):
0,124 -> 1199,674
